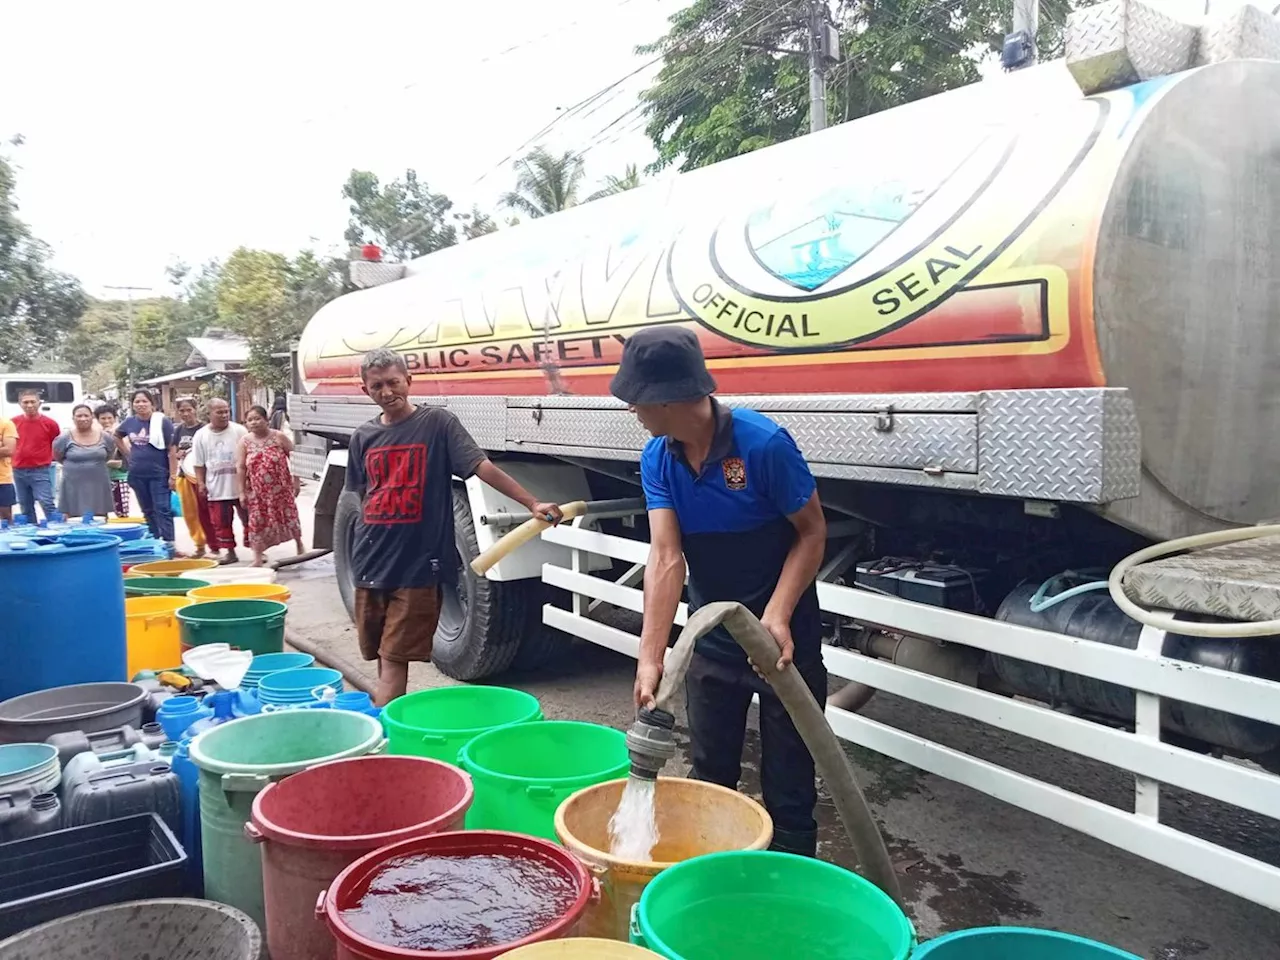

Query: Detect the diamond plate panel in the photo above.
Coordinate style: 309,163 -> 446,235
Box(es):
447,396 -> 506,450
1067,0 -> 1197,94
768,412 -> 976,472
348,260 -> 405,289
507,392 -> 980,413
507,405 -> 976,472
508,408 -> 651,452
1124,534 -> 1280,621
1101,389 -> 1141,503
978,389 -> 1140,503
1195,4 -> 1280,65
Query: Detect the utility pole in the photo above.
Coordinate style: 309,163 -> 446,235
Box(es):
807,0 -> 829,133
1005,0 -> 1040,69
103,284 -> 151,390
744,2 -> 840,135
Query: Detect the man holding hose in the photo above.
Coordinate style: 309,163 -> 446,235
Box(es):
613,326 -> 828,858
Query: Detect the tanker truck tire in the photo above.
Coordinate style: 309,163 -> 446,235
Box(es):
432,486 -> 531,680
333,489 -> 361,622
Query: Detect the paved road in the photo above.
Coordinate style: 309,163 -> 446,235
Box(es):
218,488 -> 1280,959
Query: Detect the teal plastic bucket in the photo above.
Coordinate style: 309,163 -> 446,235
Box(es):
633,850 -> 913,960
188,708 -> 384,932
383,685 -> 543,764
458,720 -> 628,839
912,928 -> 1141,959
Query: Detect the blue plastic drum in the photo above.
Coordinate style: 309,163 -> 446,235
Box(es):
0,534 -> 126,701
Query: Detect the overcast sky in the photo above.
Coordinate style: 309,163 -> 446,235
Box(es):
3,0 -> 1233,301
2,0 -> 685,297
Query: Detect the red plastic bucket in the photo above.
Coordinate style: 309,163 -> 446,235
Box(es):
248,755 -> 474,960
321,830 -> 594,960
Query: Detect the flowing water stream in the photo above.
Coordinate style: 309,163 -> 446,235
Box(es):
608,776 -> 660,861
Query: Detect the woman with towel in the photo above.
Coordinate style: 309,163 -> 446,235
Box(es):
114,389 -> 179,555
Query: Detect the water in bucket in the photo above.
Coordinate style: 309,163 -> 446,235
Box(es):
609,777 -> 659,861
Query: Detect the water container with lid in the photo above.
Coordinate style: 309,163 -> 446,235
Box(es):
185,691 -> 240,738
62,759 -> 181,833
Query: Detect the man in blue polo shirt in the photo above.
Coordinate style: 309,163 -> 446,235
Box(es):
612,326 -> 828,857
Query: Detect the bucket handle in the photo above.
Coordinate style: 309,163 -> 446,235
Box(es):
244,822 -> 264,843
526,784 -> 557,800
315,889 -> 328,921
370,738 -> 389,755
629,904 -> 646,947
420,733 -> 447,745
221,772 -> 270,798
143,613 -> 176,627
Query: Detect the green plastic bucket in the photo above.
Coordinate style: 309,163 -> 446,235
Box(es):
188,709 -> 384,931
383,685 -> 543,764
458,720 -> 629,839
176,598 -> 287,656
911,928 -> 1141,959
633,850 -> 914,960
124,576 -> 211,597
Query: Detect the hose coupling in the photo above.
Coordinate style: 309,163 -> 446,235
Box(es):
625,707 -> 676,780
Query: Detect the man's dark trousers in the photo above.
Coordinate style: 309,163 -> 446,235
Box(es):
684,650 -> 827,857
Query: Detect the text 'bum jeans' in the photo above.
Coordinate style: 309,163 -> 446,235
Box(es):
13,466 -> 55,522
685,651 -> 828,858
130,474 -> 175,544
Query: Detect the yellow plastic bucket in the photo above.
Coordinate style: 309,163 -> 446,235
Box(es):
187,583 -> 292,604
502,940 -> 662,957
132,558 -> 220,576
124,595 -> 193,678
554,777 -> 773,941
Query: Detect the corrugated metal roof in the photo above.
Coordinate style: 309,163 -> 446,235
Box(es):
187,336 -> 249,364
138,366 -> 214,385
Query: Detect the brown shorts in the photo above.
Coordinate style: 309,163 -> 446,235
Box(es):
354,586 -> 441,664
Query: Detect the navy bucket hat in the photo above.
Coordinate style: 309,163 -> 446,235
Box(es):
609,326 -> 717,405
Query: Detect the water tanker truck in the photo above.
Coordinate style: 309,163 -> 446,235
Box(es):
293,0 -> 1280,799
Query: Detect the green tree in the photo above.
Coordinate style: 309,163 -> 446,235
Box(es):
215,247 -> 346,390
587,163 -> 643,201
0,150 -> 87,368
501,147 -> 585,219
459,206 -> 498,240
639,0 -> 1076,172
342,169 -> 457,260
216,248 -> 293,390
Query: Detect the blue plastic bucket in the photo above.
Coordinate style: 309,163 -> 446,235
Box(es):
256,667 -> 344,707
241,652 -> 316,691
0,743 -> 61,795
911,928 -> 1141,959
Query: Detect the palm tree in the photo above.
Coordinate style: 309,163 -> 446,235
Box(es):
587,164 -> 643,202
500,147 -> 585,219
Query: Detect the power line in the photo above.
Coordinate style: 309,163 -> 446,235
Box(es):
470,2 -> 784,186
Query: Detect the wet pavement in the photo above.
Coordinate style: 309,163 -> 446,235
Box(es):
258,493 -> 1280,960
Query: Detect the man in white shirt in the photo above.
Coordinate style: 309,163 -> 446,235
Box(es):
192,398 -> 249,564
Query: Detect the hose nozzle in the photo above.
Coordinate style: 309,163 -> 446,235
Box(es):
625,707 -> 676,780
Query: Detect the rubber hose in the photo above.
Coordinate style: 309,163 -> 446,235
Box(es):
652,601 -> 904,907
1108,524 -> 1280,637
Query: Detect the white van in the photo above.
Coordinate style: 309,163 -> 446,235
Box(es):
0,374 -> 85,430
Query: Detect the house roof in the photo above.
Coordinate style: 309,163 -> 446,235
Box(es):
138,366 -> 214,386
187,336 -> 249,365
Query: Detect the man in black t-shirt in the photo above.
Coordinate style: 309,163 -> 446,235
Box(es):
345,349 -> 563,704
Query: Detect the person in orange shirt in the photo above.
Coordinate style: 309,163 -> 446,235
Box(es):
0,417 -> 17,522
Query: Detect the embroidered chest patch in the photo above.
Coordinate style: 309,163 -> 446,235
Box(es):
722,457 -> 747,491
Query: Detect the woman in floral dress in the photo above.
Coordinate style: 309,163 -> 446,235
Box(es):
236,405 -> 304,566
